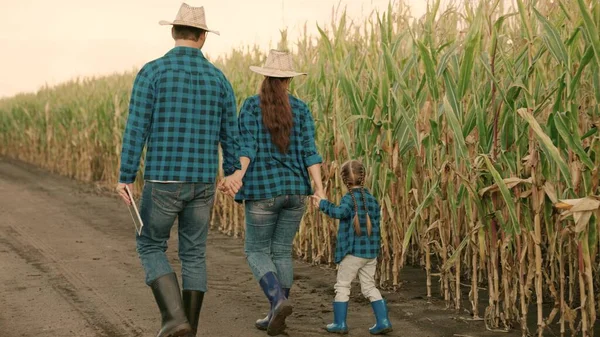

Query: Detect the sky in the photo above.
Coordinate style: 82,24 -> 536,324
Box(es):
0,0 -> 435,98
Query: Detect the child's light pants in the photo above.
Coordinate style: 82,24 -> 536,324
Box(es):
334,254 -> 383,302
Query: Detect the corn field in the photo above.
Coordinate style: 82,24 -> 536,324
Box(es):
2,0 -> 600,335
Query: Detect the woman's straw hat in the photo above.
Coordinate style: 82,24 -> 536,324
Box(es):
250,50 -> 306,78
159,3 -> 219,36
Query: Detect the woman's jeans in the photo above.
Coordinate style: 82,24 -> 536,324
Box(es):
136,181 -> 215,292
244,195 -> 307,288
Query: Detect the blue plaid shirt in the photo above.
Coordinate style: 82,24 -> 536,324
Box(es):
235,94 -> 322,201
119,46 -> 240,183
319,189 -> 381,264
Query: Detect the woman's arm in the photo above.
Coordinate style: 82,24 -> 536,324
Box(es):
301,104 -> 324,196
308,164 -> 324,197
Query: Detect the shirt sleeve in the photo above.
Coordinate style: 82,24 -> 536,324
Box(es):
238,98 -> 258,161
219,78 -> 242,176
319,195 -> 353,219
301,103 -> 322,167
119,68 -> 154,184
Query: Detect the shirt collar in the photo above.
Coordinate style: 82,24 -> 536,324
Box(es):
167,46 -> 205,58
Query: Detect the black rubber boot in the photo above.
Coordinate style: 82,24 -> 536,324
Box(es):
182,290 -> 205,336
150,273 -> 192,337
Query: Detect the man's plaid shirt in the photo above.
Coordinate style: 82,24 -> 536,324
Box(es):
235,94 -> 322,201
319,189 -> 382,264
119,47 -> 240,184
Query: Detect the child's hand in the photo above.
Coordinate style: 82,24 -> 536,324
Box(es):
311,195 -> 323,208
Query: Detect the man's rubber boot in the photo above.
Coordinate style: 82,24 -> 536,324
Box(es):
182,290 -> 204,336
150,273 -> 191,337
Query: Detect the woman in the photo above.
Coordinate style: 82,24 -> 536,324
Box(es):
226,50 -> 323,336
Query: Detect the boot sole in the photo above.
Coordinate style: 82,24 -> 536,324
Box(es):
163,322 -> 192,337
267,300 -> 293,336
257,322 -> 287,331
327,330 -> 349,335
370,327 -> 393,335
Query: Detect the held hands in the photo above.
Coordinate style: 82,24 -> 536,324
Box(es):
116,182 -> 134,205
218,170 -> 244,197
311,188 -> 326,208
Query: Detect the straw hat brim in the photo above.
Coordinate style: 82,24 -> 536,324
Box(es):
249,66 -> 306,78
159,20 -> 220,35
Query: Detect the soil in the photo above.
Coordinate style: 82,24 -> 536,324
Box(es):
0,157 -> 534,337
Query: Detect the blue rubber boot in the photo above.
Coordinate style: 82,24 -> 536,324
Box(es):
369,300 -> 393,335
255,288 -> 290,330
326,301 -> 348,334
258,272 -> 292,336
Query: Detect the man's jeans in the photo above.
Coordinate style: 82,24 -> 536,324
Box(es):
136,181 -> 214,292
244,195 -> 306,288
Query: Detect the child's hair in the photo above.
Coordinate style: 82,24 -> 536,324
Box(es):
340,160 -> 372,237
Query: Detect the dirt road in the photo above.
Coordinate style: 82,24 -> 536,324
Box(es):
0,158 -> 522,337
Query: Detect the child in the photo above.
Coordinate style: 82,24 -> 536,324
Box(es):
312,160 -> 392,335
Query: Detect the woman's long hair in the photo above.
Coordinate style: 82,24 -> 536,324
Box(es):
259,77 -> 293,153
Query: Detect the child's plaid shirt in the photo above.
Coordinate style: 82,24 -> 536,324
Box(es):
319,188 -> 382,264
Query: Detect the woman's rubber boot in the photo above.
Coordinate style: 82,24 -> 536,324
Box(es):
255,288 -> 290,330
182,290 -> 204,336
150,273 -> 192,337
369,299 -> 393,335
258,272 -> 292,336
326,301 -> 349,334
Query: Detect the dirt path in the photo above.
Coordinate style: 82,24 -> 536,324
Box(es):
0,157 -> 522,337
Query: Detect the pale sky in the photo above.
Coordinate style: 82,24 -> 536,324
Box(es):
0,0 -> 433,98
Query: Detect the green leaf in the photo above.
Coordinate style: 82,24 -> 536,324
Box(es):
401,180 -> 439,262
577,0 -> 600,69
482,156 -> 521,235
443,96 -> 470,169
518,108 -> 573,189
533,8 -> 568,66
417,41 -> 439,101
554,112 -> 594,170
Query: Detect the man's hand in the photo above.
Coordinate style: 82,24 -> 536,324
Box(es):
116,183 -> 134,205
218,170 -> 244,197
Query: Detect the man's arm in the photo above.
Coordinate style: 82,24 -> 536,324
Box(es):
116,68 -> 154,204
218,79 -> 243,195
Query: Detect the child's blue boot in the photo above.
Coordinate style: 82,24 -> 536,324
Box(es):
369,299 -> 393,335
326,301 -> 348,334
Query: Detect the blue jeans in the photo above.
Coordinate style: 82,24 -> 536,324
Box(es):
136,181 -> 214,292
244,195 -> 307,288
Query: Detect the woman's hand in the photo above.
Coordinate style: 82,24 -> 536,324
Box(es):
311,194 -> 323,208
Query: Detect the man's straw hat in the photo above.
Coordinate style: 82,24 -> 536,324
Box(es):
250,50 -> 306,78
159,3 -> 219,36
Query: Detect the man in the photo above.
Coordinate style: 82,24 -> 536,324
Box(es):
116,3 -> 243,337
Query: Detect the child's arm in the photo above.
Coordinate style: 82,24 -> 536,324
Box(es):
314,195 -> 352,219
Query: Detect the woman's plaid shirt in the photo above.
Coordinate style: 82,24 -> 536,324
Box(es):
119,47 -> 240,183
235,94 -> 322,201
319,189 -> 382,264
